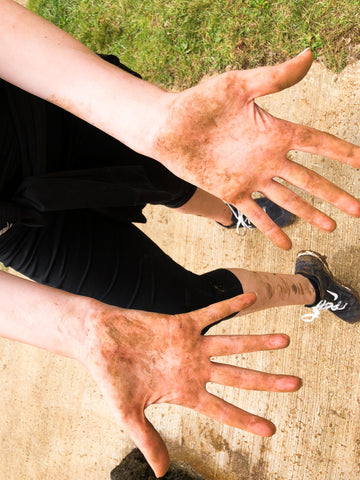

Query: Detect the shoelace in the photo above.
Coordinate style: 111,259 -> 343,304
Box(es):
226,203 -> 263,235
301,289 -> 348,322
0,222 -> 13,237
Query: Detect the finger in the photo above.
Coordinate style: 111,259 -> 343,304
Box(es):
234,198 -> 292,250
121,412 -> 170,478
204,333 -> 290,357
279,157 -> 360,217
244,48 -> 314,100
291,123 -> 360,170
197,391 -> 276,436
209,363 -> 302,392
192,292 -> 257,332
263,179 -> 336,232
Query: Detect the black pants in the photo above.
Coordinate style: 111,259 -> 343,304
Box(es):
0,59 -> 243,329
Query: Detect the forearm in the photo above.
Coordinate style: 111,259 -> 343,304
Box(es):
0,0 -> 172,156
0,270 -> 98,360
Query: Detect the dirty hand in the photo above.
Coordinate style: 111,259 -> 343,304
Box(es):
81,293 -> 301,478
152,48 -> 360,250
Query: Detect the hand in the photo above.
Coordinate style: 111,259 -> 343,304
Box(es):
153,48 -> 360,250
82,293 -> 301,477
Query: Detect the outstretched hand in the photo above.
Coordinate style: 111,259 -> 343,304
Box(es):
153,48 -> 360,250
82,293 -> 301,478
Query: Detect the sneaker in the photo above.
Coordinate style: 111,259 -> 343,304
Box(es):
220,197 -> 295,234
295,250 -> 360,323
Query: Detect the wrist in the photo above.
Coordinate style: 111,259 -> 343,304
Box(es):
56,295 -> 102,363
149,88 -> 192,175
144,89 -> 177,159
111,78 -> 177,160
69,297 -> 130,368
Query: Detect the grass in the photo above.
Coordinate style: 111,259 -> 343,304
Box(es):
28,0 -> 360,89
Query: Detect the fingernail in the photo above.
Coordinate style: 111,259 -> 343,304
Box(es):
253,421 -> 276,437
266,334 -> 289,349
276,376 -> 301,391
241,292 -> 257,307
297,47 -> 310,56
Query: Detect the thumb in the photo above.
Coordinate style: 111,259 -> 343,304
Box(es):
244,47 -> 314,100
124,411 -> 170,478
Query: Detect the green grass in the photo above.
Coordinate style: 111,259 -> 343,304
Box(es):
28,0 -> 360,88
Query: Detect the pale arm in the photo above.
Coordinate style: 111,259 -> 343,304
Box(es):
0,270 -> 93,358
0,0 -> 172,156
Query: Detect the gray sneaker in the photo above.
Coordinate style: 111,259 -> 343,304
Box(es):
220,198 -> 295,234
295,250 -> 360,323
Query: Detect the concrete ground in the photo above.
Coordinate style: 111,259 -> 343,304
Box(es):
0,60 -> 359,479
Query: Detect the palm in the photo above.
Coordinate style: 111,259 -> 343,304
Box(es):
84,294 -> 301,477
154,49 -> 360,249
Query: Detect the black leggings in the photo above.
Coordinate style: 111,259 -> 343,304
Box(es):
0,211 -> 242,320
0,60 -> 243,328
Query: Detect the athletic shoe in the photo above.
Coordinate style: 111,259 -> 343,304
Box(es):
295,250 -> 360,323
220,197 -> 295,234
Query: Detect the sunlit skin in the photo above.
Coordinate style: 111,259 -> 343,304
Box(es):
0,268 -> 312,478
153,49 -> 360,249
82,293 -> 301,477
